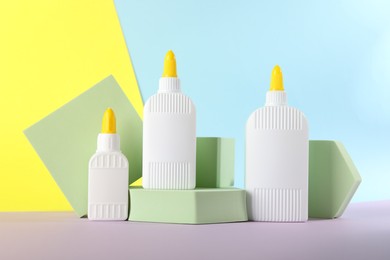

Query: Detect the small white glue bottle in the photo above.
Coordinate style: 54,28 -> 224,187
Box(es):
246,65 -> 308,222
142,50 -> 196,189
88,108 -> 129,220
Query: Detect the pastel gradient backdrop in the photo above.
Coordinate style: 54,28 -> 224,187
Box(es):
114,0 -> 390,202
0,0 -> 389,211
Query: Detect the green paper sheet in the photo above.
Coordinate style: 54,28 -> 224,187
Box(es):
24,76 -> 143,217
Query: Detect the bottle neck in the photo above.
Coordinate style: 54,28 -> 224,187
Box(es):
97,133 -> 120,152
158,77 -> 181,93
265,90 -> 287,106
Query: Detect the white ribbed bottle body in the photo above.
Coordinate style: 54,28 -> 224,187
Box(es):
142,92 -> 196,189
245,105 -> 308,222
88,134 -> 129,221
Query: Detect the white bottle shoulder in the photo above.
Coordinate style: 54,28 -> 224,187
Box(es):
89,151 -> 129,169
247,105 -> 308,131
144,92 -> 196,115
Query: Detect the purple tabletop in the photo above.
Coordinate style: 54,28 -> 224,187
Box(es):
0,201 -> 389,260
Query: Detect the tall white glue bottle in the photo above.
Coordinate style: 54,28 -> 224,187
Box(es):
142,50 -> 196,189
88,108 -> 129,220
246,65 -> 308,222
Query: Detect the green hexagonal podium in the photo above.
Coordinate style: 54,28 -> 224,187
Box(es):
128,187 -> 248,224
196,137 -> 235,188
309,140 -> 361,218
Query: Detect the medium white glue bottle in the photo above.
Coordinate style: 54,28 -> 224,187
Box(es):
142,50 -> 196,189
246,65 -> 308,222
88,108 -> 129,220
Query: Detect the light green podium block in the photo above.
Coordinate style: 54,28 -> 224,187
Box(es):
196,137 -> 235,188
309,140 -> 361,219
129,187 -> 247,224
24,76 -> 143,217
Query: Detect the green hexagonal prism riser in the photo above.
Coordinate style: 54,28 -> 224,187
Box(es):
196,137 -> 235,188
128,187 -> 248,224
309,140 -> 362,219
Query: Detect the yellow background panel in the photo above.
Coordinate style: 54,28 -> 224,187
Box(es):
0,0 -> 143,211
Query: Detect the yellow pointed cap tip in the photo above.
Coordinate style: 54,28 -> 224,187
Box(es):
270,65 -> 284,91
162,50 -> 177,77
166,50 -> 175,59
101,108 -> 116,134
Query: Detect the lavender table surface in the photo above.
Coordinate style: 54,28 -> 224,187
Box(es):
1,201 -> 389,260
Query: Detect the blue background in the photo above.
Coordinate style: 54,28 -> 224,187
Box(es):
115,0 -> 390,202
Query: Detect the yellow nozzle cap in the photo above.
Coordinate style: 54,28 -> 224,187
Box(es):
270,65 -> 284,91
101,108 -> 116,134
162,50 -> 177,77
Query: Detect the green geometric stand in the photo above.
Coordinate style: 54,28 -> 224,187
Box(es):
309,140 -> 361,219
129,187 -> 248,224
24,76 -> 143,217
196,137 -> 235,188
